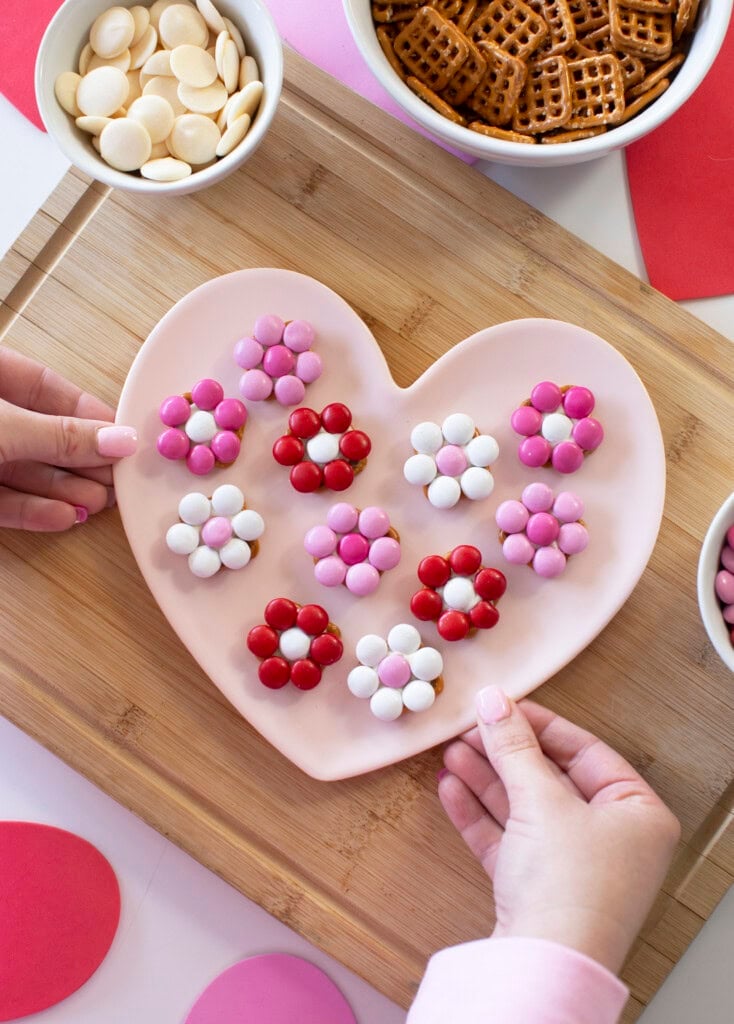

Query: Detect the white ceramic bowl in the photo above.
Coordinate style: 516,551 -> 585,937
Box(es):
697,491 -> 734,672
36,0 -> 283,195
343,0 -> 732,166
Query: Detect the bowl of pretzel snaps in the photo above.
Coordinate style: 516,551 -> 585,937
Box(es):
343,0 -> 732,164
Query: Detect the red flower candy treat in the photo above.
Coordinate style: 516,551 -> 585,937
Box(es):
272,404 -> 371,493
410,544 -> 506,642
247,598 -> 343,690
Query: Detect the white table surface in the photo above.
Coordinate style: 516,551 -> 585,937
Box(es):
1,88 -> 732,1023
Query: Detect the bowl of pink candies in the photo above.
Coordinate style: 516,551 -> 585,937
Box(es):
697,492 -> 734,672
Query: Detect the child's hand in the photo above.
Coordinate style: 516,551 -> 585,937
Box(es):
0,349 -> 137,531
439,687 -> 680,974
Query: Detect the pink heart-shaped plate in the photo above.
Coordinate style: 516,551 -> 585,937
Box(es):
115,269 -> 665,780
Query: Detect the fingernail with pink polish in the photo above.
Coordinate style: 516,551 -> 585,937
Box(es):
97,425 -> 137,458
436,768 -> 449,783
74,506 -> 88,525
476,685 -> 511,725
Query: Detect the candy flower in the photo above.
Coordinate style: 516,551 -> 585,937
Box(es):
234,314 -> 323,407
273,404 -> 371,493
511,381 -> 603,474
404,413 -> 499,509
247,598 -> 343,690
410,544 -> 506,642
347,623 -> 444,722
166,484 -> 264,577
496,482 -> 588,578
157,378 -> 247,476
304,503 -> 401,596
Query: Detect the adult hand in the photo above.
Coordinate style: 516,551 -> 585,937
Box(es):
438,687 -> 680,974
0,348 -> 137,531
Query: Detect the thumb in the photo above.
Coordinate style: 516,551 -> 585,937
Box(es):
0,401 -> 137,468
475,685 -> 555,808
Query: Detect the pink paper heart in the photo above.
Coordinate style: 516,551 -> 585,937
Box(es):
184,954 -> 356,1023
114,269 -> 665,780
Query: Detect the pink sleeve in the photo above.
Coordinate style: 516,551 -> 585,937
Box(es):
407,937 -> 629,1024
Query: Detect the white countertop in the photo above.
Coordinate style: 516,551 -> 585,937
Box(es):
1,88 -> 731,1023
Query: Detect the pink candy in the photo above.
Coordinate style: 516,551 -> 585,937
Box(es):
435,444 -> 468,476
201,516 -> 233,549
497,483 -> 588,578
512,381 -> 603,474
235,315 -> 322,406
157,381 -> 247,475
378,653 -> 411,688
305,503 -> 400,596
714,536 -> 734,645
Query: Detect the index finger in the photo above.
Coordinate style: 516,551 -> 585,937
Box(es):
0,349 -> 115,422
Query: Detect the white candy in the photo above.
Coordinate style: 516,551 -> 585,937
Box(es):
188,545 -> 221,578
410,421 -> 443,455
178,78 -> 227,114
76,66 -> 129,117
402,680 -> 436,713
90,7 -> 136,59
99,118 -> 152,171
215,113 -> 250,157
347,665 -> 379,699
231,508 -> 264,541
542,412 -> 573,444
370,687 -> 403,722
158,4 -> 208,49
427,475 -> 461,510
129,25 -> 158,70
227,80 -> 262,125
149,0 -> 190,30
220,37 -> 240,93
460,466 -> 494,501
239,55 -> 260,90
279,627 -> 311,661
127,94 -> 175,143
223,16 -> 246,57
219,538 -> 251,570
55,71 -> 82,116
403,453 -> 436,487
126,70 -> 143,103
210,483 -> 244,516
355,634 -> 388,667
306,431 -> 340,465
442,412 -> 475,446
140,156 -> 192,181
88,50 -> 132,73
79,42 -> 93,76
166,522 -> 199,555
178,491 -> 210,525
185,408 -> 218,442
169,112 -> 221,163
408,646 -> 443,681
141,49 -> 173,80
130,5 -> 151,46
76,115 -> 113,135
443,576 -> 479,612
170,43 -> 217,87
196,0 -> 226,34
387,623 -> 421,655
144,76 -> 186,116
466,433 -> 499,467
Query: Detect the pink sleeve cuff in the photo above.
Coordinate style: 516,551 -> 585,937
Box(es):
407,937 -> 629,1024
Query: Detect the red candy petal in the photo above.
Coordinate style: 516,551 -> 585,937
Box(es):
297,604 -> 329,636
470,601 -> 500,630
247,624 -> 279,658
310,633 -> 344,666
410,588 -> 443,621
417,554 -> 451,589
449,544 -> 482,576
290,659 -> 322,690
437,610 -> 471,642
323,459 -> 354,491
288,407 -> 321,439
264,598 -> 298,630
291,462 -> 323,492
259,657 -> 291,688
339,429 -> 371,462
272,435 -> 305,466
321,403 -> 352,433
474,567 -> 507,602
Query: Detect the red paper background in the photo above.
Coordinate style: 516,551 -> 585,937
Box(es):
0,0 -> 64,130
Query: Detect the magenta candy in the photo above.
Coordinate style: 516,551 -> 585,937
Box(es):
186,444 -> 215,475
295,350 -> 323,384
503,533 -> 534,565
435,444 -> 468,477
496,499 -> 529,534
283,319 -> 315,352
531,381 -> 562,412
715,570 -> 734,605
159,394 -> 190,427
157,427 -> 189,460
239,368 -> 273,402
191,378 -> 224,410
262,344 -> 296,377
314,555 -> 347,587
304,525 -> 337,559
552,440 -> 584,474
201,516 -> 233,549
345,563 -> 380,596
533,546 -> 567,578
358,506 -> 390,539
338,532 -> 370,565
563,386 -> 595,419
526,511 -> 559,546
519,435 -> 552,468
253,314 -> 284,346
553,491 -> 584,523
369,536 -> 401,571
327,502 -> 359,533
210,431 -> 240,464
511,405 -> 543,436
723,604 -> 734,624
558,522 -> 589,555
573,417 -> 604,452
233,336 -> 264,370
522,482 -> 554,513
273,375 -> 306,406
377,652 -> 411,688
727,525 -> 734,548
214,398 -> 247,430
721,545 -> 734,574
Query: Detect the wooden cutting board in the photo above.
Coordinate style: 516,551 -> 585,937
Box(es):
1,50 -> 733,1021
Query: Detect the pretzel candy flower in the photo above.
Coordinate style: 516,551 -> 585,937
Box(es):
511,381 -> 603,473
234,314 -> 323,406
347,623 -> 444,721
273,404 -> 371,493
157,378 -> 247,475
496,482 -> 588,577
166,484 -> 264,577
410,544 -> 506,641
404,413 -> 499,509
247,599 -> 344,690
304,503 -> 401,596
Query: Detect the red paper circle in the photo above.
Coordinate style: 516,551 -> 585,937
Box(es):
0,821 -> 120,1021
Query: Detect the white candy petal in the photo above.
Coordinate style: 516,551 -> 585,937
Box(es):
166,522 -> 199,554
99,118 -> 151,171
442,412 -> 475,446
408,646 -> 443,681
188,545 -> 221,577
211,483 -> 244,516
466,433 -> 499,467
410,421 -> 443,455
185,409 -> 218,442
443,576 -> 479,612
140,157 -> 192,181
387,623 -> 421,655
127,94 -> 174,143
402,679 -> 436,713
541,412 -> 573,444
279,627 -> 311,661
347,665 -> 379,699
231,509 -> 264,541
306,431 -> 340,464
460,466 -> 495,501
355,634 -> 388,667
219,538 -> 251,569
427,475 -> 461,509
77,66 -> 129,117
403,453 -> 436,487
178,491 -> 211,525
370,687 -> 403,722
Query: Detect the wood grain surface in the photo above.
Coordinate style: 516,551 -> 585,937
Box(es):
1,50 -> 733,1017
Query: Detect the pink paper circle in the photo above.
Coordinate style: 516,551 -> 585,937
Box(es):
184,954 -> 357,1024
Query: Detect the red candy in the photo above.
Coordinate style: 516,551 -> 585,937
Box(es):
474,568 -> 507,602
449,545 -> 482,576
274,404 -> 371,494
323,460 -> 354,491
250,599 -> 343,691
290,462 -> 323,492
339,430 -> 371,462
264,598 -> 298,630
417,554 -> 451,589
438,610 -> 470,642
272,435 -> 305,466
321,403 -> 352,433
470,601 -> 500,629
297,604 -> 329,635
290,659 -> 322,690
310,632 -> 344,665
247,625 -> 279,658
412,545 -> 505,642
411,588 -> 443,621
289,407 -> 321,439
258,657 -> 291,689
